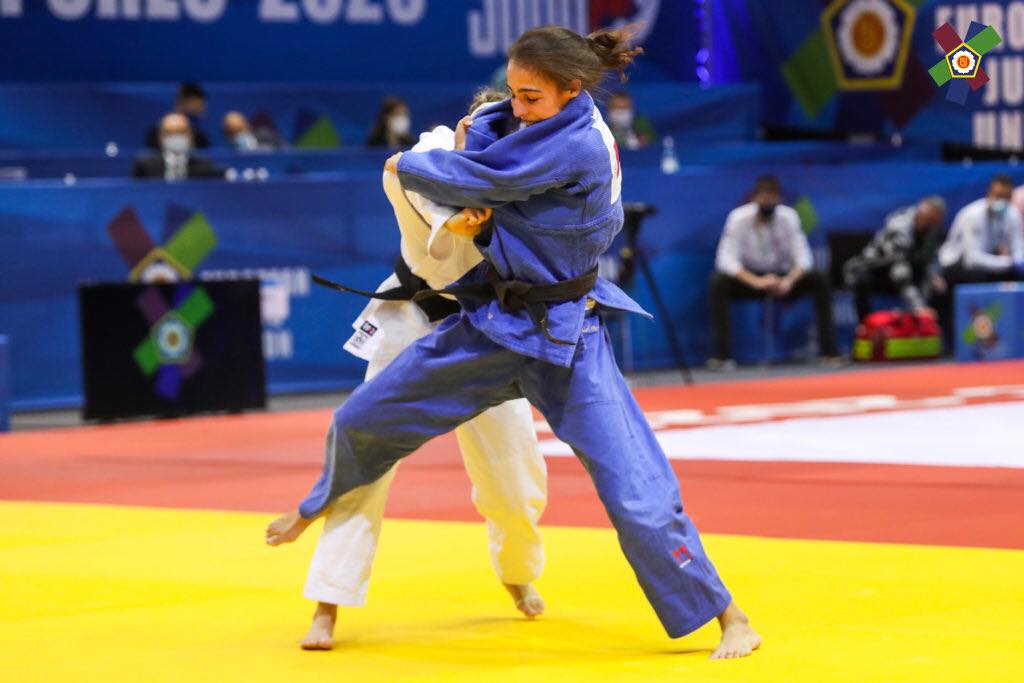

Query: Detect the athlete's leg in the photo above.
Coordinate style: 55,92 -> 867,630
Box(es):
521,315 -> 759,656
455,398 -> 547,615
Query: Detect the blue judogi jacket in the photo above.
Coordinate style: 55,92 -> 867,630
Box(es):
396,92 -> 651,367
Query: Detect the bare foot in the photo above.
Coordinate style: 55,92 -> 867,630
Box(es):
265,509 -> 312,546
504,583 -> 545,618
300,602 -> 337,651
710,602 -> 761,660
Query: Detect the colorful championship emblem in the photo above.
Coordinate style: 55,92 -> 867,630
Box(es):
107,204 -> 217,283
929,21 -> 1001,105
822,0 -> 915,90
132,285 -> 214,400
961,301 -> 1002,349
782,0 -> 931,125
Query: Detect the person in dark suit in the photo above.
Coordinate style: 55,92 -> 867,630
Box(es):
146,82 -> 212,150
133,113 -> 223,181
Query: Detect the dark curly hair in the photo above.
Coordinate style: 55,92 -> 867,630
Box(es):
507,24 -> 643,92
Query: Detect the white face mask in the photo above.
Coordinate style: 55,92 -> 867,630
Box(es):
233,131 -> 258,150
607,108 -> 634,129
161,134 -> 191,155
990,198 -> 1009,215
388,114 -> 411,137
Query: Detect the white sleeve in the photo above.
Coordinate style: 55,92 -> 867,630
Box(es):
715,213 -> 743,276
405,125 -> 460,237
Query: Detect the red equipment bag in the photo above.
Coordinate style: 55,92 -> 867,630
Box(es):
853,311 -> 942,361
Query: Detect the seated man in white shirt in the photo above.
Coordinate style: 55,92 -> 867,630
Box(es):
933,173 -> 1024,343
937,173 -> 1024,286
709,176 -> 839,369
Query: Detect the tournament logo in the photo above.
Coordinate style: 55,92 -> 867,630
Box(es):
107,204 -> 217,282
782,0 -> 933,125
961,301 -> 1002,350
928,21 -> 1001,105
132,285 -> 214,400
822,0 -> 915,90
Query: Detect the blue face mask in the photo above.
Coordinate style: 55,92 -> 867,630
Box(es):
990,199 -> 1009,215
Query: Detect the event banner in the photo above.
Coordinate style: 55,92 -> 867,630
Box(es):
2,161 -> 1020,408
712,0 -> 1024,149
0,1 -> 696,83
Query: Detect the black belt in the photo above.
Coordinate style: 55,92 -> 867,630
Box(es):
393,257 -> 462,322
313,263 -> 598,345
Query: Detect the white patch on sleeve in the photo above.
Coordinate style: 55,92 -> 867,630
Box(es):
591,108 -> 622,204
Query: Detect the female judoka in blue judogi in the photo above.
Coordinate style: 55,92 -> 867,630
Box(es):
267,25 -> 760,659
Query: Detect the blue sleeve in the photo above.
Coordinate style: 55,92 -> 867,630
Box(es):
396,146 -> 572,208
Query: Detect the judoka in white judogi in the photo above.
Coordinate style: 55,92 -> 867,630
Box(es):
302,120 -> 547,613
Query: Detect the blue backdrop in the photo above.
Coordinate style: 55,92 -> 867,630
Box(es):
0,0 -> 697,83
0,81 -> 760,151
2,160 -> 1021,409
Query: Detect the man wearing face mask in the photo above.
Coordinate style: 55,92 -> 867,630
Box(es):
843,196 -> 947,321
366,97 -> 415,148
132,113 -> 223,181
937,174 -> 1024,285
146,82 -> 211,150
709,175 -> 839,369
932,174 -> 1024,341
604,90 -> 654,150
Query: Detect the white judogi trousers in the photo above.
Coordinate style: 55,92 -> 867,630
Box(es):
303,129 -> 547,606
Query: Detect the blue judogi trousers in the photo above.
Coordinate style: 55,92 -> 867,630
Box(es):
299,312 -> 732,637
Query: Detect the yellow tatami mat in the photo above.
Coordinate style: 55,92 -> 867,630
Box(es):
1,501 -> 1022,683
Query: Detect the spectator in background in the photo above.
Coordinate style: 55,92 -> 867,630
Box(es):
604,90 -> 654,150
133,113 -> 222,181
709,175 -> 839,370
367,97 -> 415,148
937,174 -> 1024,286
933,174 -> 1024,339
843,196 -> 946,321
147,82 -> 211,150
223,111 -> 262,151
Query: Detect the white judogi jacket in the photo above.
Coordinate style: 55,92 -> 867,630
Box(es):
344,125 -> 483,364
